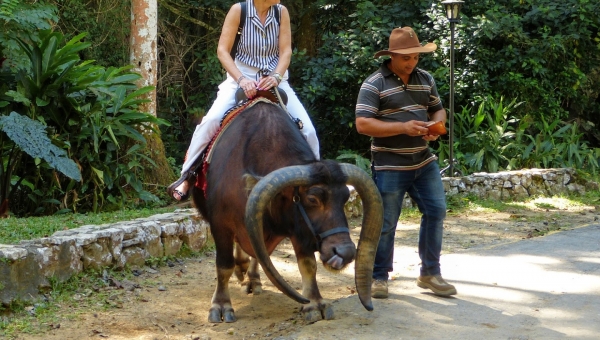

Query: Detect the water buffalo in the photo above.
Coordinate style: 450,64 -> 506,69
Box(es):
191,98 -> 383,323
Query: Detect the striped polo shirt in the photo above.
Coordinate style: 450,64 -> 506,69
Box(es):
236,1 -> 281,74
355,60 -> 444,171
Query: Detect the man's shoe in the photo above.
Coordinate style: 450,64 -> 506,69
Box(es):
371,279 -> 388,299
417,274 -> 457,296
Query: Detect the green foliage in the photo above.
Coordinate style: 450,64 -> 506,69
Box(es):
1,30 -> 169,216
0,112 -> 81,181
0,0 -> 57,71
0,0 -> 19,16
145,254 -> 178,268
26,0 -> 599,182
449,96 -> 524,173
10,31 -> 91,123
518,115 -> 600,172
290,0 -> 600,174
145,243 -> 204,267
152,1 -> 227,168
442,95 -> 600,174
55,0 -> 130,67
449,0 -> 600,131
158,45 -> 224,168
291,0 -> 431,158
336,150 -> 371,175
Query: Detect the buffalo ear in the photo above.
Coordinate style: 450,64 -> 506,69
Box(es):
243,174 -> 262,196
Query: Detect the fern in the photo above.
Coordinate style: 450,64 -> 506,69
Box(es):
4,5 -> 56,29
0,0 -> 20,17
0,1 -> 57,70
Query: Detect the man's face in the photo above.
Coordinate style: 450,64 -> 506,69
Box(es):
390,53 -> 420,76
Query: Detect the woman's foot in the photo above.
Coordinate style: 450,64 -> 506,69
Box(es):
173,180 -> 190,201
167,174 -> 191,201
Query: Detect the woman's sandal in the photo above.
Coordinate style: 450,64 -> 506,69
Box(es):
167,173 -> 190,202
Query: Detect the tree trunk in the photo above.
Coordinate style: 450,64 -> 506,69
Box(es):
131,0 -> 175,191
292,0 -> 318,57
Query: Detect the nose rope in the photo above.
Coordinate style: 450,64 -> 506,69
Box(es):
292,187 -> 349,249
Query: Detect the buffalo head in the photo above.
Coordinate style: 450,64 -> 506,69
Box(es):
245,161 -> 383,311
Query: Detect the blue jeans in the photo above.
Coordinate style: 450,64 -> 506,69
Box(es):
372,161 -> 447,280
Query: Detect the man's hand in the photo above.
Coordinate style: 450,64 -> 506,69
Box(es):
422,133 -> 440,141
404,120 -> 429,136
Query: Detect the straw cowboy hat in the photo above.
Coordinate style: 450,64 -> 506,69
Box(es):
374,27 -> 437,58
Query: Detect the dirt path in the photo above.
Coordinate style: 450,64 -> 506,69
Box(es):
8,198 -> 600,340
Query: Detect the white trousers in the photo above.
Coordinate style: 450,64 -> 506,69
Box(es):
180,61 -> 320,175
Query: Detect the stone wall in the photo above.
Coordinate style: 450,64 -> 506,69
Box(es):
443,168 -> 591,200
0,211 -> 209,306
0,168 -> 595,307
401,167 -> 594,208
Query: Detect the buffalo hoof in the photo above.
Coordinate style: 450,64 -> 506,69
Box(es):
322,305 -> 334,320
302,303 -> 334,322
304,310 -> 322,323
208,307 -> 237,323
241,280 -> 262,295
250,284 -> 262,295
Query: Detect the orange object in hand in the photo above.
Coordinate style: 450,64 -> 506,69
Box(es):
426,121 -> 447,136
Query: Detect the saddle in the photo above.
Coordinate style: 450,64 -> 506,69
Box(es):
235,86 -> 288,107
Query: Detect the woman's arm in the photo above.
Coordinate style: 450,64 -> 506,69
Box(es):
216,3 -> 258,98
216,3 -> 247,84
274,5 -> 291,76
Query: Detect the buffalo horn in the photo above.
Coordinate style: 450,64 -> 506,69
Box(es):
245,165 -> 315,304
339,163 -> 384,311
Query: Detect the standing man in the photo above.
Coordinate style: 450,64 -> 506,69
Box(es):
355,27 -> 456,298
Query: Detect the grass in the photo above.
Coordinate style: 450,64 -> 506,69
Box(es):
0,206 -> 185,245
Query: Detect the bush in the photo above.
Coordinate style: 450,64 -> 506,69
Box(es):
291,0 -> 433,159
441,95 -> 600,174
449,0 -> 600,139
1,30 -> 168,216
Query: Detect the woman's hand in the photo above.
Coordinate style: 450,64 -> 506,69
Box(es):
239,77 -> 258,98
257,76 -> 279,91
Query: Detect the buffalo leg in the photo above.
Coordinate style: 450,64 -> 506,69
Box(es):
208,236 -> 237,323
233,243 -> 250,281
293,243 -> 335,321
234,244 -> 262,294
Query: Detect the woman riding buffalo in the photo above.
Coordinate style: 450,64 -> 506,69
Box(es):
167,0 -> 320,201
